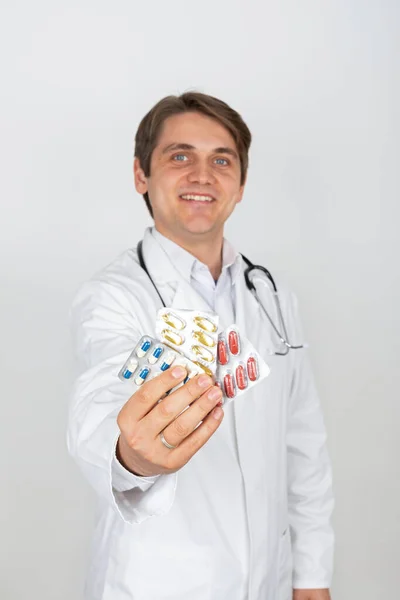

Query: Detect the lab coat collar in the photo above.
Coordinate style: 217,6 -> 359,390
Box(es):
150,227 -> 242,287
151,228 -> 195,285
233,256 -> 263,343
141,228 -> 214,314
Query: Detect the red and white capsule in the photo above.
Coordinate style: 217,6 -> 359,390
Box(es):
235,363 -> 248,390
214,380 -> 224,406
217,339 -> 229,365
228,329 -> 240,355
247,355 -> 259,381
223,372 -> 236,399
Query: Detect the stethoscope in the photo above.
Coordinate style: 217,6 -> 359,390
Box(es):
137,241 -> 304,356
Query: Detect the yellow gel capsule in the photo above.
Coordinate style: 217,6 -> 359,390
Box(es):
162,329 -> 185,346
161,312 -> 186,330
193,315 -> 217,333
192,330 -> 216,347
193,362 -> 213,378
192,345 -> 214,363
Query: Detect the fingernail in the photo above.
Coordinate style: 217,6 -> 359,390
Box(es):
198,375 -> 212,388
213,406 -> 223,419
208,388 -> 222,401
172,366 -> 187,379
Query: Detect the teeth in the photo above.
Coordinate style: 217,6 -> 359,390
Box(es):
180,194 -> 213,202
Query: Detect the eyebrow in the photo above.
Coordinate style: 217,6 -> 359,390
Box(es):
161,142 -> 239,160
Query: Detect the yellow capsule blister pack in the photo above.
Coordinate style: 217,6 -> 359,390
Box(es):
156,308 -> 219,374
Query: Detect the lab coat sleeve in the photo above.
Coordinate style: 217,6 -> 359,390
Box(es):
67,277 -> 177,525
286,293 -> 335,589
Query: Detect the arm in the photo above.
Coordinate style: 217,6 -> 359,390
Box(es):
67,278 -> 177,524
67,277 -> 224,525
287,294 -> 335,591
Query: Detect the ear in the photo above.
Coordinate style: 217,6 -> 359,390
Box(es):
134,158 -> 148,194
236,183 -> 245,204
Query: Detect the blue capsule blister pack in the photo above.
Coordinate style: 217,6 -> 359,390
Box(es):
118,335 -> 204,390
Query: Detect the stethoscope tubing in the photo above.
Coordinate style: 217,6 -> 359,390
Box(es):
242,254 -> 304,355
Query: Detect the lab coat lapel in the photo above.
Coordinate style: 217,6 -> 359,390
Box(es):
170,280 -> 215,313
234,262 -> 280,358
141,228 -> 216,314
234,261 -> 263,346
231,265 -> 267,468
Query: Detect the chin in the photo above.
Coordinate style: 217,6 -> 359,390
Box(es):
180,218 -> 218,236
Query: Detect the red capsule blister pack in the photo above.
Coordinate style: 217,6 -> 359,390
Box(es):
216,325 -> 270,404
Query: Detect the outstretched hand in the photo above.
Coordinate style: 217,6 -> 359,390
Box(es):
117,366 -> 224,477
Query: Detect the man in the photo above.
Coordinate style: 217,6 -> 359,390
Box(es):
68,92 -> 334,600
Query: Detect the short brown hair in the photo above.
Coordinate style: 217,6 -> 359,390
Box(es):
134,92 -> 252,217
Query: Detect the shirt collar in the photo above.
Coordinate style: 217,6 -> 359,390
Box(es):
150,227 -> 242,285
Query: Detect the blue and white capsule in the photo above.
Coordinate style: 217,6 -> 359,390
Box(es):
136,338 -> 151,358
120,357 -> 138,380
148,345 -> 164,364
160,351 -> 176,371
183,368 -> 197,384
134,366 -> 150,386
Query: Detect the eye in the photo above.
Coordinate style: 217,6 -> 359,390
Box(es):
172,154 -> 188,162
215,157 -> 229,166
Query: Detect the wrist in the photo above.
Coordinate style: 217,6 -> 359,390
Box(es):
293,589 -> 331,600
116,435 -> 147,477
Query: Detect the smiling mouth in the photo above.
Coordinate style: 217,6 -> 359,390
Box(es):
179,194 -> 215,203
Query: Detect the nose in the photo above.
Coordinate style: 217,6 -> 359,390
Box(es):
187,159 -> 216,185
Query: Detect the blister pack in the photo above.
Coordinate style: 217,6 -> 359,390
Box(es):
216,325 -> 270,404
118,335 -> 204,392
155,308 -> 219,375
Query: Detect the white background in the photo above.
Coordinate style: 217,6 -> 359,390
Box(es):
0,1 -> 398,598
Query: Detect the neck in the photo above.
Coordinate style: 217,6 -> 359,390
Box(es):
155,226 -> 224,280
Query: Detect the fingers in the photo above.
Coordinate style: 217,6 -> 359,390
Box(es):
142,373 -> 215,434
158,385 -> 223,448
165,405 -> 224,470
117,367 -> 224,477
122,365 -> 188,422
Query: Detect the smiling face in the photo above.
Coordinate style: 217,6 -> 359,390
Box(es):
134,111 -> 245,244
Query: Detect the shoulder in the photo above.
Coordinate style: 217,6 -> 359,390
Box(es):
70,246 -> 148,317
90,247 -> 141,289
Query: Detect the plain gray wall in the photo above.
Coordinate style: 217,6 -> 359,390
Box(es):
0,1 -> 398,598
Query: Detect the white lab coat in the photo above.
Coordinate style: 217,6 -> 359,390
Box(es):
68,228 -> 334,600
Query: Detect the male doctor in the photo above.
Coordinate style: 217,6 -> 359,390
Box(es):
68,92 -> 334,600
